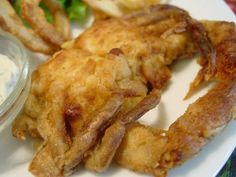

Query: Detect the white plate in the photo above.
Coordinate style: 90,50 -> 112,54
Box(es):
0,0 -> 236,177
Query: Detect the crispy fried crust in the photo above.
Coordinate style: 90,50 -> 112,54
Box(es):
0,0 -> 55,54
30,143 -> 63,177
14,47 -> 148,176
155,75 -> 236,176
84,122 -> 126,172
22,0 -> 69,47
12,113 -> 39,140
116,76 -> 236,177
115,122 -> 168,174
185,21 -> 236,98
83,0 -> 163,18
84,89 -> 161,172
11,4 -> 236,177
63,94 -> 124,172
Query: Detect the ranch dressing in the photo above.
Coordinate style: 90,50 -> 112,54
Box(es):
0,54 -> 18,105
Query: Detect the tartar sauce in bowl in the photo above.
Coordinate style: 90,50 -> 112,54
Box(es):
0,54 -> 19,105
0,30 -> 30,133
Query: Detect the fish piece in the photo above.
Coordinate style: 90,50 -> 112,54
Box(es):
115,122 -> 168,174
12,4 -> 236,177
185,21 -> 236,98
84,89 -> 161,172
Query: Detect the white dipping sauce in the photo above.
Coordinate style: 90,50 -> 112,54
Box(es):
0,54 -> 18,105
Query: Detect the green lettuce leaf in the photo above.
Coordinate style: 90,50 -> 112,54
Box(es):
66,0 -> 88,21
12,0 -> 88,24
39,2 -> 54,24
58,0 -> 88,21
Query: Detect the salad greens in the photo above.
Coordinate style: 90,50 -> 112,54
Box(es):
12,0 -> 21,16
39,2 -> 54,24
58,0 -> 88,21
65,0 -> 88,21
11,0 -> 88,24
12,0 -> 30,26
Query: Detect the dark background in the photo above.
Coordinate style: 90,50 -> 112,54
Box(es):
217,149 -> 236,177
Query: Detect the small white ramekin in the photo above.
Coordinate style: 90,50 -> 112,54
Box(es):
0,30 -> 30,133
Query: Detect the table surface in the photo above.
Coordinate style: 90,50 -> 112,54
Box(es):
217,147 -> 236,177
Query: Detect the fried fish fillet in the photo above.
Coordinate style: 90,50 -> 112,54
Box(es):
12,4 -> 222,177
115,20 -> 236,176
115,122 -> 168,173
13,47 -> 151,176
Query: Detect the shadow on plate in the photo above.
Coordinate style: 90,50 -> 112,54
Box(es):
0,124 -> 34,174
